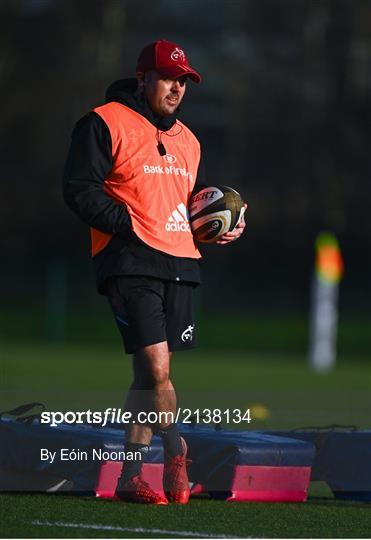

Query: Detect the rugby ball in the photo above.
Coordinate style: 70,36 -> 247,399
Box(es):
189,186 -> 245,243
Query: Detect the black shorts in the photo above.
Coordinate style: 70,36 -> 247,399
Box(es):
106,276 -> 197,354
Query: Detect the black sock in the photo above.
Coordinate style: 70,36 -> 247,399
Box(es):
117,443 -> 149,486
157,424 -> 182,457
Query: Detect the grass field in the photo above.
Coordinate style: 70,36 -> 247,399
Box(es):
1,487 -> 371,538
0,313 -> 370,538
1,341 -> 369,429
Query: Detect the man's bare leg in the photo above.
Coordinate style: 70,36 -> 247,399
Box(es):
125,341 -> 176,445
117,343 -> 189,504
115,341 -> 178,503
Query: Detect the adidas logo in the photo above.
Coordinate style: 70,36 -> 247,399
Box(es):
165,203 -> 191,232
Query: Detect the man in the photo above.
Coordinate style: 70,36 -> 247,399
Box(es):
63,39 -> 245,505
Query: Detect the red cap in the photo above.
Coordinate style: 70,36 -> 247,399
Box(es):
136,39 -> 201,83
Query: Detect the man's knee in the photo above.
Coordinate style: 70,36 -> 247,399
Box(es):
134,342 -> 171,389
149,364 -> 170,387
135,364 -> 170,389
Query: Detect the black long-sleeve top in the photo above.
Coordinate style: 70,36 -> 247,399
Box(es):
63,78 -> 206,293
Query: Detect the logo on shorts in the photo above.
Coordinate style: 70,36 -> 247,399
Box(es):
166,203 -> 191,232
181,324 -> 195,342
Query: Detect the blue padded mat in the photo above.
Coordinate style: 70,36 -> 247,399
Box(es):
268,429 -> 371,502
0,417 -> 315,493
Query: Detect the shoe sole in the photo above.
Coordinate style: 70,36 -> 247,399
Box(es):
114,495 -> 168,505
165,491 -> 190,504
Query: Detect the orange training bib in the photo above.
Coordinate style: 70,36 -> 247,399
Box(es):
91,102 -> 201,259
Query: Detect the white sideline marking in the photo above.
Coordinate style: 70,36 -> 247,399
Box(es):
31,519 -> 241,538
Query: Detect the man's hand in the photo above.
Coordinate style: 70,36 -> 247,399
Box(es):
216,204 -> 247,245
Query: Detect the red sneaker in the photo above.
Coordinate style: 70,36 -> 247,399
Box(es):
115,475 -> 168,505
163,437 -> 191,504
